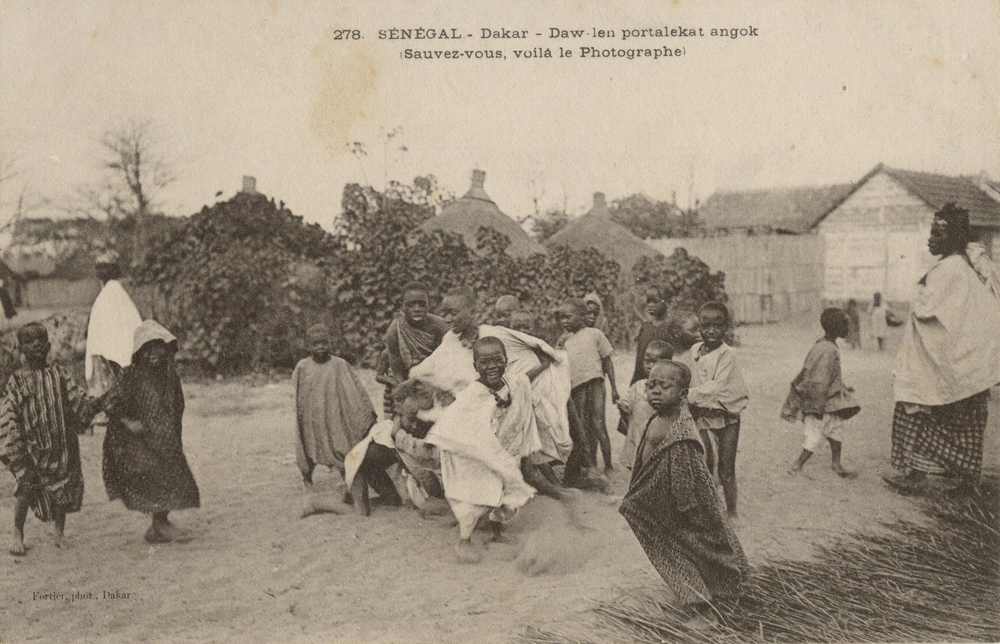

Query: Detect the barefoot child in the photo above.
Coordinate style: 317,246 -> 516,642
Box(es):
293,324 -> 378,510
620,362 -> 747,627
426,336 -> 537,563
0,323 -> 104,554
617,340 -> 674,469
688,302 -> 748,518
783,308 -> 861,477
557,299 -> 619,475
102,321 -> 201,543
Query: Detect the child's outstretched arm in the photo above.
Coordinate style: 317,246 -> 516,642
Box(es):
525,350 -> 552,381
63,367 -> 104,430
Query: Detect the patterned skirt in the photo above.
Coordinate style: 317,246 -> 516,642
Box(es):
891,391 -> 990,477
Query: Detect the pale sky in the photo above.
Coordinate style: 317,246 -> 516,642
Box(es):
1,0 -> 998,229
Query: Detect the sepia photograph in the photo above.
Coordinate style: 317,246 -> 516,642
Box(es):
1,1 -> 998,642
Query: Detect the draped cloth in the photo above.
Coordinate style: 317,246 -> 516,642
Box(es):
376,314 -> 448,415
0,365 -> 99,521
620,406 -> 747,605
892,252 -> 1000,477
85,280 -> 142,384
479,325 -> 573,463
103,321 -> 199,514
781,338 -> 860,422
293,356 -> 377,477
425,375 -> 536,539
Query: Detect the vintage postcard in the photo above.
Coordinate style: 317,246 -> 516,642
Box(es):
1,1 -> 998,642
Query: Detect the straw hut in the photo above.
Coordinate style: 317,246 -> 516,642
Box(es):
697,184 -> 855,235
545,192 -> 662,277
420,170 -> 547,258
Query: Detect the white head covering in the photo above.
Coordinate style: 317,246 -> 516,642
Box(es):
132,319 -> 177,357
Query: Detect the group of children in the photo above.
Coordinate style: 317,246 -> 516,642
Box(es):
0,319 -> 200,556
0,275 -> 864,627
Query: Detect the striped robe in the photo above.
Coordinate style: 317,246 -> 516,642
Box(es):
0,365 -> 100,521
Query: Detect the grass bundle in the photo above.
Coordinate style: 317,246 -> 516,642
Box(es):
521,479 -> 1000,644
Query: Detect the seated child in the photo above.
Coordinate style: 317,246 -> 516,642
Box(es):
557,299 -> 620,476
390,379 -> 449,518
617,340 -> 674,469
293,324 -> 378,508
619,361 -> 747,629
688,302 -> 748,518
783,308 -> 860,478
0,323 -> 105,555
376,282 -> 449,417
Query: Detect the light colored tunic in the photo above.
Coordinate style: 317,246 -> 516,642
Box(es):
894,254 -> 1000,406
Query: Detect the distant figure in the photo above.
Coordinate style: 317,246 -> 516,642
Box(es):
103,321 -> 200,543
687,302 -> 748,518
493,295 -> 520,328
619,361 -> 747,630
870,293 -> 889,352
375,282 -> 449,418
783,309 -> 860,478
886,204 -> 1000,493
582,292 -> 609,335
0,277 -> 17,329
0,323 -> 104,555
86,253 -> 142,430
293,324 -> 378,508
631,284 -> 676,384
844,299 -> 861,350
617,340 -> 674,470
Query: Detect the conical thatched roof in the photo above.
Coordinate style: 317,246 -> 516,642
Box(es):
546,192 -> 661,274
420,170 -> 547,258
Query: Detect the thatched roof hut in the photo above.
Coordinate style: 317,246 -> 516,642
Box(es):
420,170 -> 547,258
546,192 -> 662,275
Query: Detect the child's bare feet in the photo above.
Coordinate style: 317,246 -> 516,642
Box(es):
418,497 -> 451,518
301,497 -> 349,518
144,525 -> 171,543
9,536 -> 27,556
350,477 -> 370,517
53,534 -> 71,549
833,464 -> 858,479
455,539 -> 481,564
787,464 -> 803,475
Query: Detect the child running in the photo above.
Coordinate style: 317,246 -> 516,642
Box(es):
102,320 -> 201,543
619,361 -> 747,629
617,340 -> 674,469
0,323 -> 105,554
783,308 -> 860,478
293,324 -> 378,508
687,302 -> 748,518
557,299 -> 620,474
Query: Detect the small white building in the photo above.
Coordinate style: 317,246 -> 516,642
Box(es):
816,164 -> 1000,305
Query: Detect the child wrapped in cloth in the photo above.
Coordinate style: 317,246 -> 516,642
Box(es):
102,320 -> 200,543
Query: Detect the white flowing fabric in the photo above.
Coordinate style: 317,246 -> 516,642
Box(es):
85,280 -> 143,380
894,254 -> 1000,405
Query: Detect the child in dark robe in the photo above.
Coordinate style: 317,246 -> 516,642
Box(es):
376,282 -> 449,417
0,323 -> 104,555
631,284 -> 677,384
620,361 -> 747,629
103,320 -> 200,543
783,308 -> 860,477
293,324 -> 378,507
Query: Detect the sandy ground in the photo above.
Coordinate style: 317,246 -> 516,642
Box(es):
1,319 -> 998,644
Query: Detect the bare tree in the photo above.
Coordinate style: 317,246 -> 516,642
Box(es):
98,120 -> 175,258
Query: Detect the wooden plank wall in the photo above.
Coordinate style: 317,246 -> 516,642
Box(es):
645,234 -> 824,324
